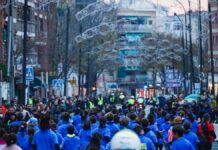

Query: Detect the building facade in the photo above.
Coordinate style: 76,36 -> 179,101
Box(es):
209,0 -> 218,94
0,0 -> 6,65
115,0 -> 167,96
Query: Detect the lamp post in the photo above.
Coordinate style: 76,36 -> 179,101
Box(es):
187,0 -> 195,94
174,13 -> 186,96
208,4 -> 215,95
198,0 -> 203,94
64,6 -> 70,96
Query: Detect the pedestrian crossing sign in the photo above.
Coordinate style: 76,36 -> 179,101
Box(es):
52,79 -> 63,89
26,67 -> 34,81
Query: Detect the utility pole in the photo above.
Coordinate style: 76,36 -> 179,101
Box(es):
198,0 -> 203,94
188,1 -> 194,94
7,0 -> 13,102
209,4 -> 215,95
78,25 -> 82,96
64,7 -> 70,96
22,0 -> 28,105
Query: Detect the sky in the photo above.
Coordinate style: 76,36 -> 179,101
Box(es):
105,0 -> 208,15
158,0 -> 208,14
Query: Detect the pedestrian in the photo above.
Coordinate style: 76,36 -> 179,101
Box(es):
79,120 -> 92,150
171,125 -> 194,150
22,127 -> 35,150
32,114 -> 59,150
183,122 -> 200,150
92,116 -> 111,147
197,113 -> 216,150
134,125 -> 156,150
2,133 -> 22,150
86,132 -> 105,150
62,125 -> 80,150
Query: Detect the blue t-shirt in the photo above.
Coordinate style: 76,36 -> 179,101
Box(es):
128,120 -> 138,130
92,127 -> 111,146
32,129 -> 58,150
106,122 -> 120,138
172,137 -> 194,150
17,131 -> 28,148
183,131 -> 199,150
91,123 -> 98,131
79,129 -> 92,150
22,138 -> 33,150
139,135 -> 156,150
55,132 -> 63,145
157,117 -> 165,127
144,130 -> 158,144
58,122 -> 74,137
62,135 -> 80,150
148,124 -> 158,132
159,122 -> 171,143
72,115 -> 81,128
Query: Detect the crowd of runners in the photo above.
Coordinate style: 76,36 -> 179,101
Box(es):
0,93 -> 217,150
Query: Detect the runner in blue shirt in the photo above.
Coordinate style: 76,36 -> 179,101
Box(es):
141,118 -> 158,147
172,125 -> 194,150
72,108 -> 81,129
17,122 -> 28,148
62,125 -> 80,150
58,112 -> 75,137
79,120 -> 92,150
92,117 -> 111,147
105,113 -> 119,138
22,127 -> 35,150
134,125 -> 156,150
86,132 -> 105,150
183,122 -> 199,150
90,115 -> 98,131
51,123 -> 63,145
32,114 -> 59,150
128,112 -> 138,130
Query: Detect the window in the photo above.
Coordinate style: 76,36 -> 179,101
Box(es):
216,36 -> 218,45
165,23 -> 170,30
173,23 -> 181,30
17,5 -> 31,21
39,18 -> 43,31
148,20 -> 152,25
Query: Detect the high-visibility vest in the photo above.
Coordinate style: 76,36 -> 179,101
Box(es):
110,96 -> 115,103
137,98 -> 144,104
89,101 -> 95,109
28,98 -> 33,105
128,99 -> 135,105
98,97 -> 103,106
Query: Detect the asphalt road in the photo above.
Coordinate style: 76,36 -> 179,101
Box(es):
212,142 -> 218,150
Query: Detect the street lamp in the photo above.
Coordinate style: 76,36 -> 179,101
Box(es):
174,13 -> 187,96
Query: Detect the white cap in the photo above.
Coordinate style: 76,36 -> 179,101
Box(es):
111,129 -> 141,150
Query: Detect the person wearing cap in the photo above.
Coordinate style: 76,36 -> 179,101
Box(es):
110,129 -> 141,150
183,122 -> 199,150
134,125 -> 156,150
172,125 -> 194,150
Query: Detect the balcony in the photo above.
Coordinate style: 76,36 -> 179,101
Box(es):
118,24 -> 152,33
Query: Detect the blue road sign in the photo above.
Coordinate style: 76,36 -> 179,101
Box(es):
26,67 -> 34,81
52,79 -> 63,89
